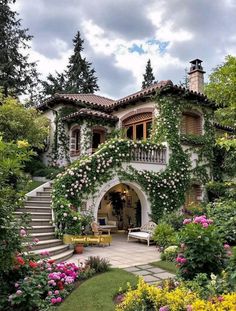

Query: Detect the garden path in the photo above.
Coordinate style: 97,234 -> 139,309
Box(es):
67,232 -> 161,268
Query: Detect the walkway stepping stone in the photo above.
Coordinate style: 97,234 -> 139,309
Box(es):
136,264 -> 153,269
124,267 -> 141,272
133,270 -> 151,276
143,275 -> 160,283
146,267 -> 166,273
153,272 -> 174,279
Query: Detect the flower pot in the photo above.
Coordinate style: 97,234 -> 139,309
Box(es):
74,243 -> 84,254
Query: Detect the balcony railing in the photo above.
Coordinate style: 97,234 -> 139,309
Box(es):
130,146 -> 167,164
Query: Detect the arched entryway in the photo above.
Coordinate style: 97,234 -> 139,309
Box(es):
86,177 -> 151,228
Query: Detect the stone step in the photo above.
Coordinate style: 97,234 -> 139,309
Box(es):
28,226 -> 55,233
19,206 -> 51,213
15,212 -> 52,220
29,219 -> 52,226
30,244 -> 69,256
26,239 -> 62,251
28,232 -> 56,241
36,191 -> 52,197
43,187 -> 52,192
51,249 -> 74,263
27,196 -> 51,202
25,201 -> 51,207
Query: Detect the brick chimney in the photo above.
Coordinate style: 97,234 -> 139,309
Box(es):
188,59 -> 205,94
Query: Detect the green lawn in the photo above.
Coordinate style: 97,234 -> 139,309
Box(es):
151,260 -> 177,274
58,268 -> 138,311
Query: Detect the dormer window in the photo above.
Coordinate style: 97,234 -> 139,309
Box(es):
123,112 -> 152,141
181,112 -> 202,135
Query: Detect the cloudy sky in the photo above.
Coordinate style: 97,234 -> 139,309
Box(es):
14,0 -> 236,99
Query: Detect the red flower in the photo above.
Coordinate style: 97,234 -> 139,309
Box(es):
57,281 -> 64,290
48,259 -> 55,265
29,261 -> 38,268
16,257 -> 25,266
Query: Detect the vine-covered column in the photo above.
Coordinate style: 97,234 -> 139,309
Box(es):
80,121 -> 92,155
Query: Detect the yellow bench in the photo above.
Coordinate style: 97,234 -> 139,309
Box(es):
63,234 -> 112,246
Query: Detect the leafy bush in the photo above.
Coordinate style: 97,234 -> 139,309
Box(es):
161,245 -> 179,262
116,278 -> 236,311
153,222 -> 176,250
177,216 -> 228,280
160,211 -> 185,230
207,199 -> 236,244
86,256 -> 111,273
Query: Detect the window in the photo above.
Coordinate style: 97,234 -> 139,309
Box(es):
123,112 -> 152,141
181,112 -> 202,135
185,184 -> 202,207
92,129 -> 105,152
70,128 -> 80,156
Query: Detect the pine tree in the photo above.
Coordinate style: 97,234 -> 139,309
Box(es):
66,31 -> 99,93
142,59 -> 155,89
0,0 -> 39,97
42,72 -> 67,96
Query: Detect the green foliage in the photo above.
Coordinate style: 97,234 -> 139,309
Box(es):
160,210 -> 185,231
207,199 -> 236,244
177,222 -> 227,280
153,223 -> 176,249
0,96 -> 49,149
0,138 -> 32,273
86,256 -> 111,273
142,59 -> 155,89
161,245 -> 179,262
205,55 -> 236,127
0,0 -> 39,98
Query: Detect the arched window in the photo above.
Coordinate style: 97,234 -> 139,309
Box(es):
122,112 -> 152,141
92,127 -> 106,153
185,184 -> 202,207
70,127 -> 80,156
181,112 -> 202,135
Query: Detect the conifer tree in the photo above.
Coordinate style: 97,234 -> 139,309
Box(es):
66,31 -> 99,93
142,59 -> 155,89
0,0 -> 39,97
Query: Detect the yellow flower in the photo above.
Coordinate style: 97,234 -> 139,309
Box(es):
17,140 -> 29,148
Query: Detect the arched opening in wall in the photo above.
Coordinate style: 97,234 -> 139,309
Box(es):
70,126 -> 80,156
92,127 -> 106,153
122,112 -> 153,141
181,112 -> 202,135
97,183 -> 142,231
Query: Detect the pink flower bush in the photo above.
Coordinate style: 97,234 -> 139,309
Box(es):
183,215 -> 213,228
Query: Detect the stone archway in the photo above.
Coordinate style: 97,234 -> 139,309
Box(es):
86,176 -> 151,226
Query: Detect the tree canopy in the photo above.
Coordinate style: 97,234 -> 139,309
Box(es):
205,55 -> 236,127
142,59 -> 155,89
42,31 -> 99,96
0,0 -> 39,97
0,94 -> 49,149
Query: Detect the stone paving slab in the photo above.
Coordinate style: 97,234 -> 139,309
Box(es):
146,267 -> 166,273
133,270 -> 152,276
136,264 -> 153,269
124,267 -> 141,272
143,275 -> 160,283
153,272 -> 174,279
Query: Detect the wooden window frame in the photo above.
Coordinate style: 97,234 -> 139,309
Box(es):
181,112 -> 202,136
123,113 -> 152,141
70,127 -> 80,157
92,128 -> 106,153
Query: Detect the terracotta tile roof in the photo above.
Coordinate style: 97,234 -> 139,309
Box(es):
111,80 -> 173,109
62,108 -> 118,122
214,123 -> 236,133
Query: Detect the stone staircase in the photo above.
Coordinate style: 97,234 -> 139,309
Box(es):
15,183 -> 74,262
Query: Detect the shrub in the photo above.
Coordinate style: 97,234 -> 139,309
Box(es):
153,222 -> 176,250
177,215 -> 228,280
116,278 -> 236,311
207,199 -> 236,244
161,245 -> 179,262
86,256 -> 111,273
160,211 -> 185,230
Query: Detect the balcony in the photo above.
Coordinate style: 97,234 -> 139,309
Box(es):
130,145 -> 167,164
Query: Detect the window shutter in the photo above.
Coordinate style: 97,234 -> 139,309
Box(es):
181,113 -> 202,135
185,185 -> 202,206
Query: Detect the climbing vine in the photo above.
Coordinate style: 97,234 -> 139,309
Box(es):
52,89 -> 215,229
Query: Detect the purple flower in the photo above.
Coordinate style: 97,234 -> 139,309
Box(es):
20,229 -> 27,237
16,290 -> 22,296
183,219 -> 191,225
54,290 -> 59,295
15,283 -> 19,288
56,297 -> 62,303
159,306 -> 169,311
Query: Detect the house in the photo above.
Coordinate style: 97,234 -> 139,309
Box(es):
38,59 -> 218,229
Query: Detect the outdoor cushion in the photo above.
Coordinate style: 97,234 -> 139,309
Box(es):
127,221 -> 157,246
128,232 -> 150,239
98,218 -> 106,225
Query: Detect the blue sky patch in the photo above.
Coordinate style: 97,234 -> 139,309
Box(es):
146,38 -> 169,54
128,44 -> 146,54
